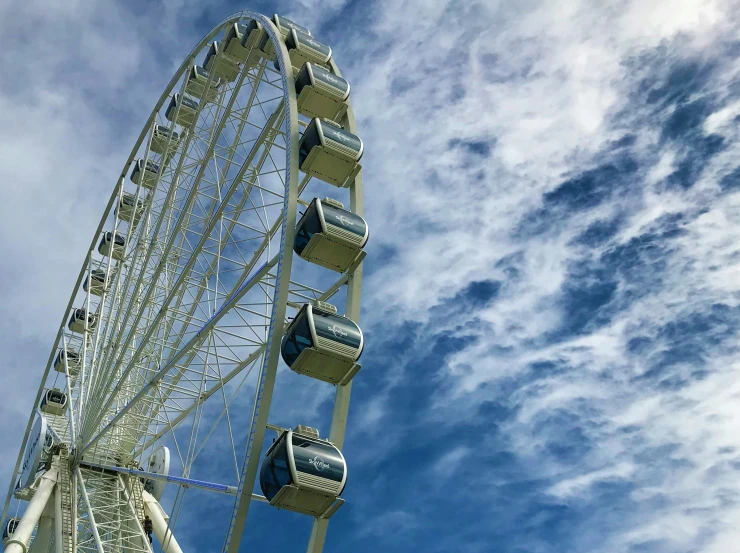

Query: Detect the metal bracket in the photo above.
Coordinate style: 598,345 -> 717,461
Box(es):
320,498 -> 345,519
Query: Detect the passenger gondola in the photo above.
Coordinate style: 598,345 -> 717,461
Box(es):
203,41 -> 241,82
222,23 -> 253,63
259,426 -> 346,518
299,118 -> 363,187
150,125 -> 180,156
185,65 -> 221,103
295,63 -> 350,120
83,268 -> 114,297
240,19 -> 266,67
273,14 -> 311,38
68,308 -> 97,334
130,159 -> 160,189
115,192 -> 147,224
2,518 -> 19,543
294,197 -> 368,273
166,94 -> 199,128
40,389 -> 68,416
54,349 -> 81,377
259,14 -> 311,60
280,302 -> 363,385
277,29 -> 331,76
98,231 -> 126,261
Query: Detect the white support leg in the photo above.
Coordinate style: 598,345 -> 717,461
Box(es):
54,489 -> 63,553
28,514 -> 53,553
5,468 -> 58,553
142,490 -> 184,553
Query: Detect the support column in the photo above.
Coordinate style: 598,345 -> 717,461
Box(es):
5,468 -> 58,553
54,488 -> 63,553
28,515 -> 53,553
142,490 -> 184,553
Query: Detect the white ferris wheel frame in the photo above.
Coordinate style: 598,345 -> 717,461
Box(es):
1,10 -> 364,553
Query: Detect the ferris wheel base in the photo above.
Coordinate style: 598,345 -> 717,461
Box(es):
4,468 -> 58,553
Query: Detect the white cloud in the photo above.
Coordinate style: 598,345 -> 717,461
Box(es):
548,462 -> 636,499
430,445 -> 471,477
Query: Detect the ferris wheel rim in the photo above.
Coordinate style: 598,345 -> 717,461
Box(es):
2,10 -> 365,553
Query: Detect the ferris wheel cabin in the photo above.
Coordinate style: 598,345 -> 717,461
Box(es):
259,14 -> 311,60
204,41 -> 241,82
222,22 -> 260,66
185,66 -> 222,103
40,389 -> 68,416
295,63 -> 350,120
130,159 -> 160,189
294,197 -> 368,273
281,302 -> 363,385
238,20 -> 266,66
299,118 -> 363,188
68,308 -> 97,334
2,518 -> 19,544
54,349 -> 81,377
276,29 -> 332,77
84,269 -> 111,296
259,426 -> 346,518
150,124 -> 180,156
98,231 -> 126,260
166,93 -> 199,129
116,192 -> 147,224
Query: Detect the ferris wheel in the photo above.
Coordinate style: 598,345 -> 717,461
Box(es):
2,10 -> 367,553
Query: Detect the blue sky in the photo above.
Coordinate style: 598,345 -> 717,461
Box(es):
1,0 -> 740,552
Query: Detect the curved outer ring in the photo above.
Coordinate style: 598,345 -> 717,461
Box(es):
2,11 -> 364,553
219,12 -> 301,552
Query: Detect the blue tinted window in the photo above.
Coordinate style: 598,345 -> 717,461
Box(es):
294,203 -> 322,255
320,123 -> 361,154
311,65 -> 349,95
312,312 -> 361,350
278,16 -> 310,36
321,203 -> 366,239
260,437 -> 293,500
281,312 -> 313,367
291,435 -> 345,484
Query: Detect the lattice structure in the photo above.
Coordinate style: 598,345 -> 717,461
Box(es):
3,11 -> 366,553
58,446 -> 75,553
76,468 -> 150,553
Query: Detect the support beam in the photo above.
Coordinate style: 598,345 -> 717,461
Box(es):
142,490 -> 184,553
28,515 -> 53,553
5,468 -> 58,553
54,489 -> 63,553
80,461 -> 239,495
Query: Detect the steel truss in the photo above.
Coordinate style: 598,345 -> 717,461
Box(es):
3,10 -> 364,553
